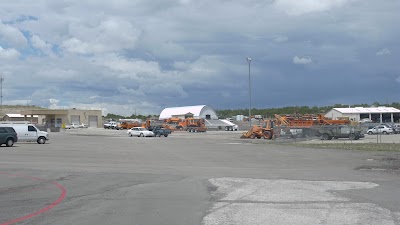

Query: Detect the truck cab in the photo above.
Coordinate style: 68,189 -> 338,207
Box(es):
152,126 -> 172,137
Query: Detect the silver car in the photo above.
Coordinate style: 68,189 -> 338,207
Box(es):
367,125 -> 394,135
127,127 -> 154,137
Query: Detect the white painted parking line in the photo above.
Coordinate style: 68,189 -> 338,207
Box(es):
204,178 -> 397,225
220,143 -> 243,145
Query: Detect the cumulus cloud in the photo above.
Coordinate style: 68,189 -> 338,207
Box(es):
94,54 -> 162,78
30,34 -> 53,55
273,35 -> 289,43
274,0 -> 352,16
0,0 -> 399,115
0,46 -> 20,59
142,83 -> 188,98
0,21 -> 27,47
173,61 -> 190,70
376,48 -> 391,56
49,98 -> 59,105
293,56 -> 312,65
61,38 -> 90,54
62,17 -> 141,54
45,98 -> 69,109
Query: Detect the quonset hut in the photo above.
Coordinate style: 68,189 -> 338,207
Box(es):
159,105 -> 218,120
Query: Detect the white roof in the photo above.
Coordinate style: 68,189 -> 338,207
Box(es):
5,114 -> 39,118
333,107 -> 400,114
159,105 -> 218,119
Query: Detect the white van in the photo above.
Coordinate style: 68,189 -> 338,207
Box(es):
0,123 -> 49,144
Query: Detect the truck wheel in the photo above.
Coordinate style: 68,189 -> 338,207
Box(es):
140,133 -> 144,137
129,133 -> 133,137
37,137 -> 46,144
263,131 -> 272,140
349,133 -> 356,140
368,131 -> 373,135
6,138 -> 14,147
322,133 -> 329,140
164,134 -> 168,137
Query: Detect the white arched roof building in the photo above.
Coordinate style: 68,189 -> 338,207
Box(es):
159,105 -> 218,120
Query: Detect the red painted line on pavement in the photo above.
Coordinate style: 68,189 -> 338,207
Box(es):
0,172 -> 67,225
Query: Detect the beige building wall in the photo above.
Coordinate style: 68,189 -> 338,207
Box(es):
67,109 -> 102,127
21,109 -> 103,128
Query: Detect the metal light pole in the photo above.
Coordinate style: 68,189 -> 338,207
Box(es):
246,57 -> 252,127
0,77 -> 4,107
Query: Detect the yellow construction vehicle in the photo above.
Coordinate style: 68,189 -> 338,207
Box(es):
177,118 -> 207,132
240,120 -> 274,139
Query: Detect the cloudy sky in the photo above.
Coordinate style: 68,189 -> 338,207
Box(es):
0,0 -> 399,116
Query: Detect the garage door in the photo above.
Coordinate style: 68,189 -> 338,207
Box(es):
88,116 -> 98,127
71,115 -> 80,124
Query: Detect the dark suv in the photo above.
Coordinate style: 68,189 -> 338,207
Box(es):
0,127 -> 18,147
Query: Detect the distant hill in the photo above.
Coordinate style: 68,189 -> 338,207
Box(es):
0,105 -> 46,115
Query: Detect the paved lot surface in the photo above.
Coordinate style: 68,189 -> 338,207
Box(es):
0,129 -> 399,225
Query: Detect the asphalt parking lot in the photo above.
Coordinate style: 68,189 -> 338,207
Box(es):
0,129 -> 399,225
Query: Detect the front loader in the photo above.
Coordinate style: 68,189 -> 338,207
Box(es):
240,120 -> 274,140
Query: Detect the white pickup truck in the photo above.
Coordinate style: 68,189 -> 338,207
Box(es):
103,121 -> 117,129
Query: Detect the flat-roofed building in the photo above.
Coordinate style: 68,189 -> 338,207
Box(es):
20,108 -> 103,129
325,107 -> 400,123
2,114 -> 43,123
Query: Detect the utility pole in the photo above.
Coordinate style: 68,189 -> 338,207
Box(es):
246,57 -> 252,127
0,77 -> 4,107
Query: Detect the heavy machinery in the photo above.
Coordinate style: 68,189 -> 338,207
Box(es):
141,119 -> 177,131
163,117 -> 182,130
274,114 -> 350,127
141,119 -> 152,129
116,121 -> 141,130
273,114 -> 351,138
177,118 -> 207,132
240,113 -> 352,140
164,117 -> 182,126
240,120 -> 274,139
317,115 -> 351,125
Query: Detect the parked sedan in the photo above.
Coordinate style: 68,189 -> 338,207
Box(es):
367,125 -> 394,135
79,123 -> 89,128
65,123 -> 79,129
127,127 -> 154,137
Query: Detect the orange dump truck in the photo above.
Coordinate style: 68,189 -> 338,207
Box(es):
177,118 -> 207,132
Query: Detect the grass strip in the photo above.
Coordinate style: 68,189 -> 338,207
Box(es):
288,143 -> 400,152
